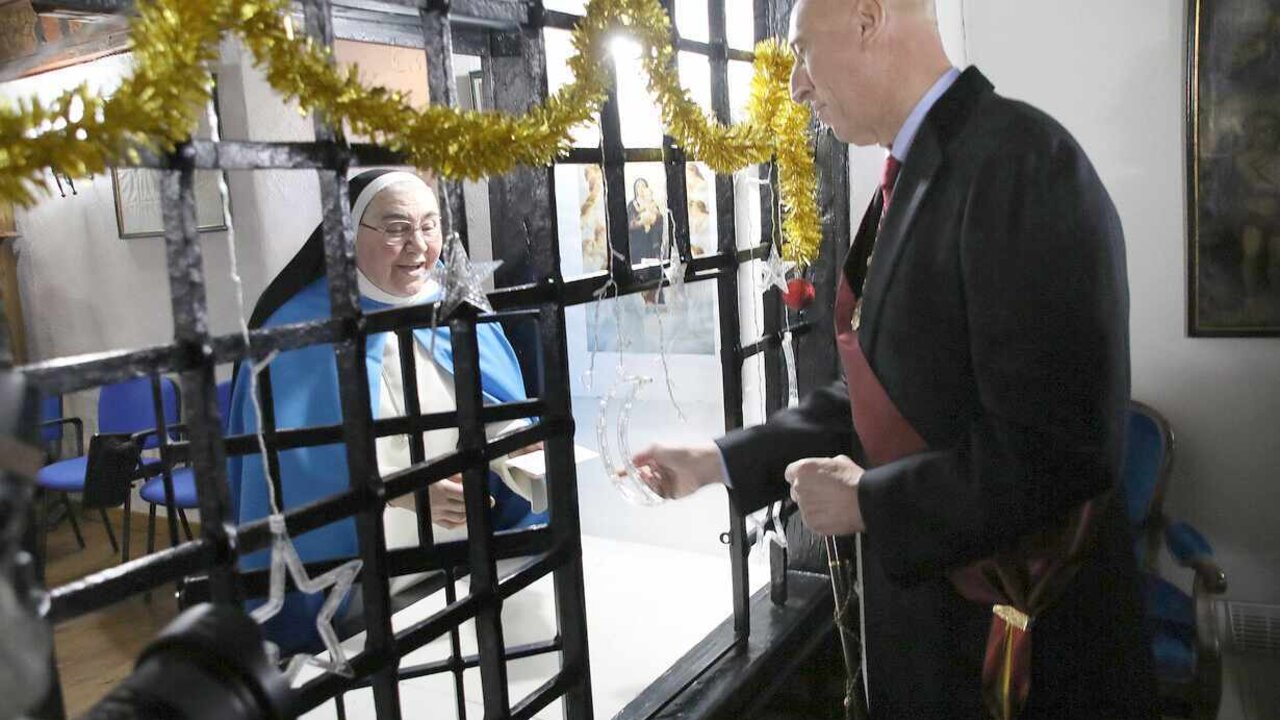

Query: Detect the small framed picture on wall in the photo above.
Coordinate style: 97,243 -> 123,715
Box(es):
112,80 -> 228,239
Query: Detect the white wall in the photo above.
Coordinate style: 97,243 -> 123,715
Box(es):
855,1 -> 1280,602
2,54 -> 248,418
2,43 -> 326,514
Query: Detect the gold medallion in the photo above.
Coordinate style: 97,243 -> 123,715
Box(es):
992,604 -> 1032,632
851,300 -> 862,332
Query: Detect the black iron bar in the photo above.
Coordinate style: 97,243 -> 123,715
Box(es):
522,4 -> 595,714
390,639 -> 562,683
659,0 -> 694,278
389,319 -> 470,715
17,0 -> 795,716
510,668 -> 577,720
304,0 -> 402,716
707,0 -> 752,643
47,539 -> 216,623
158,147 -> 236,603
599,53 -> 634,288
420,0 -> 468,244
22,267 -> 761,397
450,310 -> 512,716
392,591 -> 479,663
738,321 -> 815,361
155,402 -> 549,465
298,539 -> 569,714
20,346 -> 181,396
231,528 -> 555,599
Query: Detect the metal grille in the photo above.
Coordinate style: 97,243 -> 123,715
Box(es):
16,0 -> 841,718
1229,601 -> 1280,657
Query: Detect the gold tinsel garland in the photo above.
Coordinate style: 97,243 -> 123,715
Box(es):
0,0 -> 822,267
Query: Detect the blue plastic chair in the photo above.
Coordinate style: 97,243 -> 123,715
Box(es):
35,394 -> 92,550
35,376 -> 180,562
138,380 -> 232,553
40,394 -> 66,451
1123,401 -> 1227,720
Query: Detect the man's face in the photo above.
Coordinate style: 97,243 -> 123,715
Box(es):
789,0 -> 883,146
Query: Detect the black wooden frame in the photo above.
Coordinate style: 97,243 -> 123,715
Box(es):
19,1 -> 847,719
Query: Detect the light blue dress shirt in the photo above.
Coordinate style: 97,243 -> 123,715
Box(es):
890,67 -> 961,164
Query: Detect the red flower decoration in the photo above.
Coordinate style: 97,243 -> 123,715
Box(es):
782,278 -> 816,310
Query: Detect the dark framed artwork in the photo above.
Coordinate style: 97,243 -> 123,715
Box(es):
468,70 -> 485,111
1187,0 -> 1280,336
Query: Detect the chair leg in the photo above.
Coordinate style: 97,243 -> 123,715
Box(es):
63,494 -> 85,550
178,509 -> 193,542
98,508 -> 119,553
146,504 -> 156,556
121,490 -> 132,563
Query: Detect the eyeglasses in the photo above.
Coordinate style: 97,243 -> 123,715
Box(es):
359,218 -> 442,248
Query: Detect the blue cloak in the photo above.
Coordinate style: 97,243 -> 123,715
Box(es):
227,277 -> 545,653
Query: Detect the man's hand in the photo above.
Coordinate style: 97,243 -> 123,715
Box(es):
785,455 -> 866,536
630,443 -> 727,499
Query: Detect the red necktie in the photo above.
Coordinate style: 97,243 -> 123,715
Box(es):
853,154 -> 906,330
881,153 -> 903,213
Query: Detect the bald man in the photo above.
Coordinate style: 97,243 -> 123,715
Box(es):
633,0 -> 1156,717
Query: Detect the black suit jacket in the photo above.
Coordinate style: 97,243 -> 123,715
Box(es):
717,68 -> 1155,718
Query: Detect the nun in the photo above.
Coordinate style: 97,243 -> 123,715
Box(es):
227,169 -> 547,653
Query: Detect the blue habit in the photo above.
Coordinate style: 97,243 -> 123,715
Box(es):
227,277 -> 546,653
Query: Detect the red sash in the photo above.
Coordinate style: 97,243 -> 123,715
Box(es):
834,275 -> 1101,720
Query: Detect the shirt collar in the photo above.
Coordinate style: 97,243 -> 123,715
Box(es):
890,67 -> 962,163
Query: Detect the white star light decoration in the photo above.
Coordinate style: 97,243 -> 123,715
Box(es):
252,515 -> 362,681
760,243 -> 795,295
431,233 -> 503,318
239,352 -> 360,682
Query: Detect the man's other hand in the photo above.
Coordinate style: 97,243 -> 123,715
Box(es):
629,443 -> 727,499
785,455 -> 866,536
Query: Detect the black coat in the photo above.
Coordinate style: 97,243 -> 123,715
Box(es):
716,68 -> 1156,719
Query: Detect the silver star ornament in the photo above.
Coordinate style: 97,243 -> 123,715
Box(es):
431,233 -> 503,318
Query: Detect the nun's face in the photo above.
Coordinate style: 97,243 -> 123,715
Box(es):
355,181 -> 443,297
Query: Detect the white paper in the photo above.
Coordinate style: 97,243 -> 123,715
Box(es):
506,444 -> 600,480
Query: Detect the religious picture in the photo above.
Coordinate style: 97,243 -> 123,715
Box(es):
1189,0 -> 1280,335
580,165 -> 608,272
627,175 -> 666,266
587,163 -> 717,355
685,163 -> 717,257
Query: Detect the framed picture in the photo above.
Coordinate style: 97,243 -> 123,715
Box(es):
1187,0 -> 1280,336
112,83 -> 228,239
0,201 -> 15,239
468,70 -> 485,111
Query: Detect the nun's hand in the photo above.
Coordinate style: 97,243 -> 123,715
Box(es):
508,441 -> 544,459
428,474 -> 493,529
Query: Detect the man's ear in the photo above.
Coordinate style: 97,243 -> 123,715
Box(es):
851,0 -> 888,43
